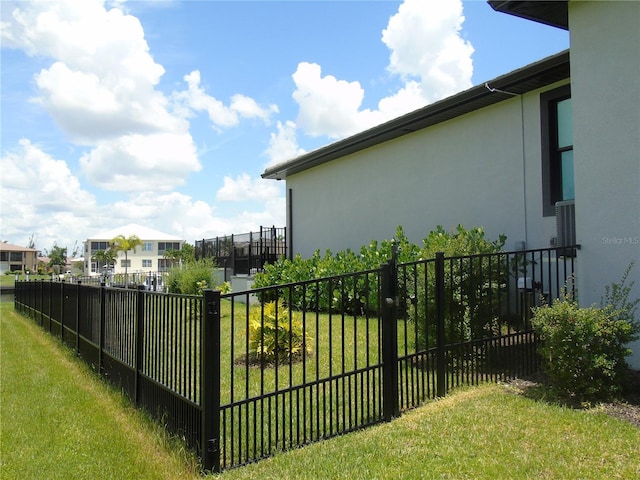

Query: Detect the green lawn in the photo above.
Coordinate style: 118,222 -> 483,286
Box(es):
2,302 -> 639,479
0,273 -> 52,287
0,303 -> 201,480
219,385 -> 640,480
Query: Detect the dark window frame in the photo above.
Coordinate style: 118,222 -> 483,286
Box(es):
540,84 -> 572,217
158,242 -> 180,255
91,241 -> 109,252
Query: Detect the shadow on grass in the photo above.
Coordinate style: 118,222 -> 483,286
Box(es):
503,370 -> 640,428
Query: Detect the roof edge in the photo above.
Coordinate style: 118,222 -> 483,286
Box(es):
263,49 -> 570,180
488,1 -> 569,30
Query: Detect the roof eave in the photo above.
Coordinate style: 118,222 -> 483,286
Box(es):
487,1 -> 569,30
263,50 -> 570,180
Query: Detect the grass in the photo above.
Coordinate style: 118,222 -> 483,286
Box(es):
2,302 -> 640,479
216,298 -> 388,467
220,298 -> 386,401
217,384 -> 640,480
0,274 -> 51,287
0,303 -> 201,480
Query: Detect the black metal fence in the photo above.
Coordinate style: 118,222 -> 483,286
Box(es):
14,282 -> 205,451
51,271 -> 168,290
195,226 -> 286,278
14,246 -> 576,472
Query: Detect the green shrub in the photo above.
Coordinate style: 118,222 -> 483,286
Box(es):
253,226 -> 419,314
253,224 -> 508,329
531,267 -> 639,402
248,301 -> 313,366
166,258 -> 217,295
409,225 -> 507,348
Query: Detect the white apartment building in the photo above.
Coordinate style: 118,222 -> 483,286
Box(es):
84,223 -> 184,275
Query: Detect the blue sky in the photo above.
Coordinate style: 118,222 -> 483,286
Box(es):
0,0 -> 568,255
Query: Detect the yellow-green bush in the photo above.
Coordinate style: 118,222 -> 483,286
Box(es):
248,301 -> 313,366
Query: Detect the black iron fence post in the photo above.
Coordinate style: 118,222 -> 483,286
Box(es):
60,281 -> 65,342
230,234 -> 236,276
99,282 -> 106,375
39,280 -> 44,326
202,289 -> 221,472
249,231 -> 254,273
381,244 -> 399,421
134,285 -> 145,405
435,252 -> 447,397
76,280 -> 81,354
48,282 -> 52,333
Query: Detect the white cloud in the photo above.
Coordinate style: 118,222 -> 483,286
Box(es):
292,62 -> 387,140
0,0 -> 473,250
2,0 -> 199,192
79,132 -> 200,192
216,173 -> 282,202
230,94 -> 278,123
3,1 -> 181,141
109,190 -> 285,241
382,0 -> 474,103
0,139 -> 97,249
33,61 -> 184,142
291,0 -> 474,141
174,70 -> 278,129
0,139 -> 284,248
264,121 -> 306,168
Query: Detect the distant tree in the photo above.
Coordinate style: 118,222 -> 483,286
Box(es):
180,242 -> 196,263
48,244 -> 67,275
72,260 -> 85,273
37,259 -> 47,275
27,234 -> 36,250
109,234 -> 143,277
164,243 -> 195,268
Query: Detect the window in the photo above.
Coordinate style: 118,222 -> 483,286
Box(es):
158,259 -> 169,272
120,259 -> 131,268
142,242 -> 153,252
158,242 -> 180,255
142,259 -> 152,268
541,85 -> 574,216
10,252 -> 23,262
91,241 -> 109,252
0,252 -> 7,261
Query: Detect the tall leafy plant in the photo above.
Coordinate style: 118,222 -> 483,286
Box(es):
166,257 -> 217,295
253,226 -> 419,314
409,225 -> 507,348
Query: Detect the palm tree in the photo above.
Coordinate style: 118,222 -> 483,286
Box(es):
109,234 -> 143,279
92,249 -> 117,275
